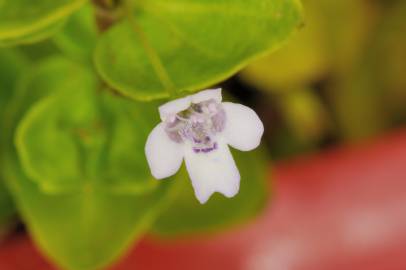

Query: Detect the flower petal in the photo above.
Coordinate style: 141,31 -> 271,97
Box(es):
191,88 -> 222,104
145,123 -> 184,179
159,96 -> 191,121
184,138 -> 240,204
222,102 -> 264,151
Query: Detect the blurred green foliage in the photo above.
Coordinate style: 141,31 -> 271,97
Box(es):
0,49 -> 28,235
241,0 -> 406,157
0,0 -> 302,269
53,4 -> 97,63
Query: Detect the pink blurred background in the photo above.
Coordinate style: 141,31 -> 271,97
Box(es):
1,129 -> 406,270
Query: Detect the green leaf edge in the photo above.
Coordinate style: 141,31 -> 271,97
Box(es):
93,0 -> 304,101
14,93 -> 82,194
14,76 -> 160,195
3,153 -> 182,270
0,19 -> 67,47
0,0 -> 86,40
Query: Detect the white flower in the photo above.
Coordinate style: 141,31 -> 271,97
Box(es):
145,89 -> 264,204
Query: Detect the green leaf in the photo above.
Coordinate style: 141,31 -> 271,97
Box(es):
3,56 -> 177,270
15,58 -> 161,194
372,1 -> 406,118
276,87 -> 329,143
0,0 -> 86,44
240,0 -> 329,90
240,0 -> 374,91
0,49 -> 28,230
53,4 -> 98,62
94,0 -> 303,101
0,181 -> 15,226
17,40 -> 61,62
316,0 -> 373,72
151,148 -> 269,236
328,1 -> 404,141
3,151 -> 175,270
8,57 -> 79,128
0,49 -> 28,115
0,19 -> 66,47
332,68 -> 387,141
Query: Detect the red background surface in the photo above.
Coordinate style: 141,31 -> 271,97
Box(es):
1,130 -> 406,270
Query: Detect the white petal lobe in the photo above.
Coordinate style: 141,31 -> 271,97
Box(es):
191,88 -> 222,104
184,139 -> 240,204
159,96 -> 191,121
145,123 -> 184,179
222,102 -> 264,151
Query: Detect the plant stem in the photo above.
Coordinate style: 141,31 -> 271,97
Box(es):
92,0 -> 121,32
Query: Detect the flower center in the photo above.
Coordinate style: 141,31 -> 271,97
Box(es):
164,99 -> 226,153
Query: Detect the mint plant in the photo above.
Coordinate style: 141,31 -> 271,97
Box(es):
0,0 -> 302,269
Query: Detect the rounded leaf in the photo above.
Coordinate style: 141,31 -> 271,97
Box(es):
0,0 -> 86,44
94,0 -> 303,100
15,57 -> 162,194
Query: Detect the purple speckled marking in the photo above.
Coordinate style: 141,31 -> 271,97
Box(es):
197,142 -> 218,154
